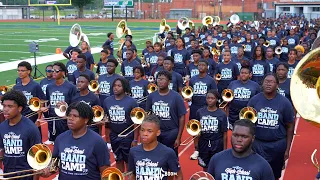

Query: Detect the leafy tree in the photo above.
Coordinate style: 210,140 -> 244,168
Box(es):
72,0 -> 94,18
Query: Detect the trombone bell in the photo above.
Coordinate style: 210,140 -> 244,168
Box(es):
239,107 -> 258,123
27,144 -> 52,170
29,97 -> 41,112
101,167 -> 132,180
118,107 -> 145,137
0,86 -> 8,95
89,80 -> 99,92
182,86 -> 193,99
147,83 -> 158,94
215,73 -> 222,81
92,105 -> 104,122
275,46 -> 282,55
54,102 -> 68,117
180,119 -> 201,146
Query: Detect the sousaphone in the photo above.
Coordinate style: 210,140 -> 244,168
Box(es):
202,16 -> 213,26
178,17 -> 189,30
116,20 -> 132,38
230,14 -> 240,25
69,23 -> 82,47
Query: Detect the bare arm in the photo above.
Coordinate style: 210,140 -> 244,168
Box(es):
223,132 -> 228,149
174,115 -> 185,148
285,122 -> 295,161
0,148 -> 3,169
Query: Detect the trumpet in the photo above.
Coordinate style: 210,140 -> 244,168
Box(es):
215,73 -> 222,81
92,105 -> 104,123
275,46 -> 282,55
239,107 -> 258,123
180,119 -> 201,146
263,40 -> 270,47
216,40 -> 223,47
182,86 -> 193,99
101,167 -> 133,180
219,89 -> 234,109
118,107 -> 146,138
89,80 -> 99,92
0,144 -> 56,179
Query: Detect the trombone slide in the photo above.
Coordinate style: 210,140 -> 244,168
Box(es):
180,135 -> 199,146
219,101 -> 229,109
118,124 -> 140,138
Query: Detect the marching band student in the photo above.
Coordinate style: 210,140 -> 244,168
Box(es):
286,29 -> 299,49
70,54 -> 95,85
250,46 -> 270,85
121,49 -> 141,82
63,45 -> 78,60
96,50 -> 109,77
41,102 -> 110,180
81,41 -> 95,71
276,62 -> 291,102
202,47 -> 217,76
13,61 -> 45,123
0,90 -> 41,180
227,65 -> 260,128
129,66 -> 149,110
265,47 -> 280,73
287,49 -> 299,79
98,59 -> 121,105
195,90 -> 228,171
215,50 -> 240,93
243,32 -> 256,60
232,46 -> 249,71
45,62 -> 77,143
146,70 -> 187,155
103,77 -> 139,173
207,119 -> 275,180
147,42 -> 163,72
170,37 -> 190,76
40,65 -> 54,95
163,56 -> 184,93
189,59 -> 217,160
150,54 -> 165,78
71,74 -> 101,134
142,40 -> 152,56
128,114 -> 183,180
66,48 -> 81,82
279,39 -> 289,62
102,32 -> 114,55
247,73 -> 295,180
186,49 -> 201,78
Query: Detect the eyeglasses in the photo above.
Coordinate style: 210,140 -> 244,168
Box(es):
46,69 -> 53,73
53,69 -> 62,73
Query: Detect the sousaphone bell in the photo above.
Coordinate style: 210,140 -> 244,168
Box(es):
118,107 -> 146,137
219,89 -> 234,108
230,14 -> 240,25
202,16 -> 213,26
116,20 -> 132,38
69,23 -> 82,47
178,17 -> 189,31
239,107 -> 258,123
180,119 -> 201,146
275,46 -> 282,55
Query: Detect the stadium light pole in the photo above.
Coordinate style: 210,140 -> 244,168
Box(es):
219,0 -> 222,18
242,0 -> 244,19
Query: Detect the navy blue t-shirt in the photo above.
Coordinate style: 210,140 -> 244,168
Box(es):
96,61 -> 108,75
103,95 -> 138,135
186,62 -> 199,78
53,129 -> 110,180
286,35 -> 299,49
128,143 -> 180,180
279,46 -> 289,62
71,69 -> 95,85
266,57 -> 280,73
278,79 -> 291,103
189,74 -> 217,106
196,108 -> 228,141
121,60 -> 141,81
40,78 -> 55,95
13,80 -> 46,121
66,60 -> 78,82
71,91 -> 101,107
0,116 -> 41,171
247,93 -> 294,141
146,90 -> 187,131
287,61 -> 299,79
168,71 -> 183,92
250,60 -> 270,85
83,51 -> 95,70
215,61 -> 240,90
130,79 -> 149,109
208,149 -> 275,180
98,73 -> 121,105
228,80 -> 261,123
102,39 -> 114,55
170,48 -> 190,70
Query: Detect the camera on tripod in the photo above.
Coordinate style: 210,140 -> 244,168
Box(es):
29,41 -> 39,53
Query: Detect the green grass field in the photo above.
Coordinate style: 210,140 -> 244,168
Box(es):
0,21 -> 194,86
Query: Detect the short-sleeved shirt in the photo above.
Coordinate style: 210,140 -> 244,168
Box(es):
71,69 -> 95,85
0,116 -> 41,171
71,91 -> 101,107
40,78 -> 55,95
278,79 -> 291,103
121,60 -> 141,81
189,74 -> 217,106
287,61 -> 299,79
250,60 -> 270,85
208,149 -> 275,180
247,93 -> 294,141
66,60 -> 78,82
98,73 -> 122,104
53,129 -> 110,180
128,143 -> 180,180
215,61 -> 240,88
146,90 -> 187,131
168,71 -> 183,93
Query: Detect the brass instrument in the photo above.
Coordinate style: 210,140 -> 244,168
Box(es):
0,144 -> 54,179
182,75 -> 190,84
43,102 -> 68,121
89,80 -> 99,92
0,86 -> 8,95
25,97 -> 42,118
116,38 -> 125,64
215,73 -> 222,81
219,89 -> 234,109
189,20 -> 195,28
216,40 -> 223,47
180,119 -> 201,146
118,107 -> 146,137
239,107 -> 258,123
159,19 -> 171,46
242,44 -> 246,51
148,76 -> 155,83
69,23 -> 82,47
181,86 -> 193,99
147,83 -> 158,94
230,14 -> 240,25
275,46 -> 282,55
141,55 -> 148,68
213,16 -> 221,26
92,105 -> 104,123
263,40 -> 270,47
177,17 -> 189,30
101,167 -> 132,180
116,20 -> 132,38
211,48 -> 220,56
190,171 -> 215,180
311,149 -> 320,173
202,16 -> 213,26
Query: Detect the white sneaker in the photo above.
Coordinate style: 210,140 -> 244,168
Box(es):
44,140 -> 54,145
190,150 -> 199,160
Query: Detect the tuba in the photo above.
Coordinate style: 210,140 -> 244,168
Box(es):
159,19 -> 171,47
116,20 -> 132,38
69,23 -> 82,47
219,89 -> 234,108
89,80 -> 99,92
189,20 -> 195,28
118,107 -> 147,137
239,107 -> 258,123
230,14 -> 240,25
177,17 -> 189,30
202,16 -> 213,26
182,86 -> 193,99
180,119 -> 201,146
101,167 -> 132,180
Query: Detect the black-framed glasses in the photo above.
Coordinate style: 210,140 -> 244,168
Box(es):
53,69 -> 62,73
46,69 -> 53,73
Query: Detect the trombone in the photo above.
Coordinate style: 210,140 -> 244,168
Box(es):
101,167 -> 133,180
263,40 -> 270,47
219,89 -> 234,109
239,107 -> 258,123
0,144 -> 55,179
275,46 -> 282,55
42,102 -> 68,122
180,119 -> 201,146
89,80 -> 99,92
181,86 -> 193,99
0,86 -> 8,95
92,105 -> 104,123
215,73 -> 222,81
25,97 -> 42,119
118,107 -> 146,138
136,83 -> 158,104
216,40 -> 223,47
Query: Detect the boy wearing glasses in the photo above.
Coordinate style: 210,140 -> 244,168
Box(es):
13,61 -> 46,123
40,65 -> 55,95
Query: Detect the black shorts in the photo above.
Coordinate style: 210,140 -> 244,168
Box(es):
158,128 -> 179,156
198,138 -> 223,168
110,132 -> 133,163
253,138 -> 287,178
48,120 -> 68,141
189,104 -> 204,120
